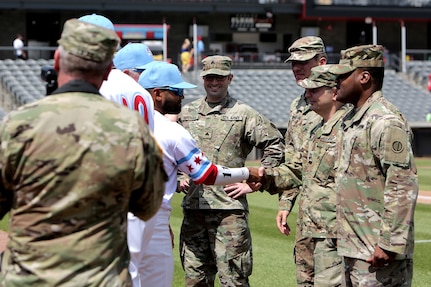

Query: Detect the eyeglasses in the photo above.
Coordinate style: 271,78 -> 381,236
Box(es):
203,75 -> 228,81
159,87 -> 184,97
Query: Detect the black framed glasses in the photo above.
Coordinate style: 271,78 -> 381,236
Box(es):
159,87 -> 184,97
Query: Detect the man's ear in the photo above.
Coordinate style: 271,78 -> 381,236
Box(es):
331,86 -> 338,101
359,70 -> 371,84
153,89 -> 163,101
123,69 -> 132,76
54,49 -> 60,71
318,56 -> 327,65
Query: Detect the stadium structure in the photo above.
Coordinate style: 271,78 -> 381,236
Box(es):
0,0 -> 431,156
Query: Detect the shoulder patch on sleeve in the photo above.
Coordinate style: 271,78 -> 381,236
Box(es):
383,126 -> 409,165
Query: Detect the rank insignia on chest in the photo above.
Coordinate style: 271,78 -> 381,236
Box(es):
203,131 -> 212,139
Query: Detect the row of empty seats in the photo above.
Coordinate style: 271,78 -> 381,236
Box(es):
1,59 -> 431,125
184,68 -> 431,125
406,61 -> 431,89
0,59 -> 53,111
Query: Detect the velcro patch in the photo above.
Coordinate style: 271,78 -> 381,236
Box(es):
383,126 -> 408,164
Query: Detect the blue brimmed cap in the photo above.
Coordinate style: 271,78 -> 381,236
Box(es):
114,43 -> 154,70
138,61 -> 196,89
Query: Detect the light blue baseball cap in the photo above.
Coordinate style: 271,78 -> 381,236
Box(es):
138,61 -> 197,89
78,13 -> 115,31
114,43 -> 154,70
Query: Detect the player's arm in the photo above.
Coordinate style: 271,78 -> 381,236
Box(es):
177,147 -> 258,185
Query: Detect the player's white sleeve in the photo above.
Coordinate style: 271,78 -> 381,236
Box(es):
212,165 -> 249,185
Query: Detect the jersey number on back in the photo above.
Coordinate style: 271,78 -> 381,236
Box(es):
122,94 -> 149,124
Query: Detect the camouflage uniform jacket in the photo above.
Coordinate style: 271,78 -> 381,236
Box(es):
264,93 -> 321,211
179,94 -> 284,210
299,104 -> 351,238
336,91 -> 418,261
0,80 -> 167,286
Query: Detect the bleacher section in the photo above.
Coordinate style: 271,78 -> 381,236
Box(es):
1,60 -> 431,126
184,68 -> 431,127
406,61 -> 431,90
0,59 -> 53,116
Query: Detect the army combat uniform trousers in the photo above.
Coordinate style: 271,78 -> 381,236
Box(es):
180,209 -> 252,287
342,257 -> 413,287
295,235 -> 342,287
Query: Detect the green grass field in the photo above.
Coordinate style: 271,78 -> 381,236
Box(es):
170,195 -> 431,286
0,158 -> 430,286
170,158 -> 431,286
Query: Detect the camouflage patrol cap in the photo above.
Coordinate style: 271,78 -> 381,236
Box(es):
298,65 -> 337,89
58,18 -> 120,63
328,44 -> 385,75
285,36 -> 325,62
201,55 -> 232,77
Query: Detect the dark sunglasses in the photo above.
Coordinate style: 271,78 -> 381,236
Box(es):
131,68 -> 145,73
203,75 -> 228,81
159,87 -> 184,97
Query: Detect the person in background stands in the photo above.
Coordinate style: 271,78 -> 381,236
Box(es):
180,38 -> 192,73
13,33 -> 26,60
0,18 -> 167,286
196,35 -> 205,63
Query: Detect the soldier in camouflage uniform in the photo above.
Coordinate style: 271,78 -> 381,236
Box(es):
249,65 -> 351,286
0,19 -> 167,287
178,55 -> 285,287
294,65 -> 350,287
328,45 -> 418,286
276,36 -> 327,286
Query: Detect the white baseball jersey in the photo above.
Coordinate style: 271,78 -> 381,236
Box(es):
100,69 -> 155,131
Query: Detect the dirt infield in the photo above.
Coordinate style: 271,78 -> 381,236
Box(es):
0,191 -> 428,254
418,190 -> 431,204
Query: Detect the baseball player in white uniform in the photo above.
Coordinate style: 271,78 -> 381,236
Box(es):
100,44 -> 158,287
78,15 -> 159,287
136,61 -> 260,287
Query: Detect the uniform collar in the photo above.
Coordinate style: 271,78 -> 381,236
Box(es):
342,91 -> 383,129
50,79 -> 101,96
199,93 -> 233,115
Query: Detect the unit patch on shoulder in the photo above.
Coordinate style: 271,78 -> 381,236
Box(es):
383,126 -> 408,164
391,140 -> 404,153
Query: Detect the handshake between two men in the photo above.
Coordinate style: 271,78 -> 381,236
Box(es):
223,166 -> 266,199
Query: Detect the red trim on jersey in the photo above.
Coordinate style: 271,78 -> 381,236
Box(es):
194,164 -> 218,185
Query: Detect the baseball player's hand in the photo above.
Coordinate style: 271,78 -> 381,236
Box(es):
176,178 -> 190,194
224,182 -> 261,199
366,245 -> 396,268
276,210 -> 291,236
